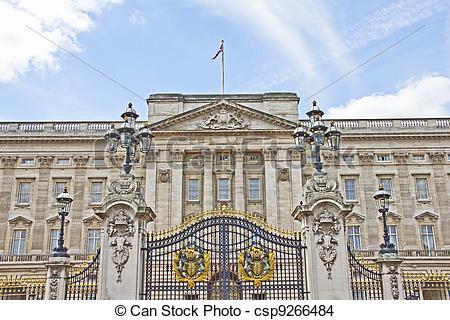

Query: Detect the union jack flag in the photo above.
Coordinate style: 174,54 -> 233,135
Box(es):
211,40 -> 224,60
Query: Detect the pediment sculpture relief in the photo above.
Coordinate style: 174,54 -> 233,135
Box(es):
197,107 -> 251,130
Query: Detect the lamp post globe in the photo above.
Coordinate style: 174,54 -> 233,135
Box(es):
105,102 -> 154,175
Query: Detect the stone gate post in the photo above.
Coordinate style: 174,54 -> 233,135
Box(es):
44,256 -> 71,300
292,172 -> 353,299
376,254 -> 405,300
93,175 -> 155,300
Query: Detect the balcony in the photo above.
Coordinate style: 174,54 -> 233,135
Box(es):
353,249 -> 450,259
0,253 -> 96,263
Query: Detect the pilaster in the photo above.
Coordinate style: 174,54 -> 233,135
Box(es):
203,150 -> 213,211
234,149 -> 245,211
171,149 -> 184,226
263,148 -> 278,226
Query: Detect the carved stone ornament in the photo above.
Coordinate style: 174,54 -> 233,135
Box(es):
1,156 -> 17,168
429,152 -> 445,164
393,152 -> 409,163
107,211 -> 135,282
358,153 -> 374,164
37,156 -> 53,167
73,155 -> 89,167
158,169 -> 171,183
173,242 -> 210,288
278,168 -> 290,181
302,172 -> 344,207
322,153 -> 338,163
312,208 -> 341,279
49,269 -> 60,300
389,265 -> 400,300
238,243 -> 275,287
197,107 -> 250,130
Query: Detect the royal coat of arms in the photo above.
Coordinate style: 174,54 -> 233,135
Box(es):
238,243 -> 275,287
173,243 -> 210,288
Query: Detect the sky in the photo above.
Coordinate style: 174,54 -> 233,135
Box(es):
0,0 -> 449,121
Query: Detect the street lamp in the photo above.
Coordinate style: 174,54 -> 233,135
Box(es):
374,185 -> 397,254
52,187 -> 73,257
292,100 -> 341,172
105,102 -> 154,175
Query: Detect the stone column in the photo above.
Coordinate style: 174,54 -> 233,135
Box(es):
94,175 -> 155,300
203,150 -> 213,211
44,256 -> 71,300
376,254 -> 404,300
170,150 -> 184,226
145,150 -> 159,210
234,149 -> 245,211
292,172 -> 353,299
263,148 -> 278,226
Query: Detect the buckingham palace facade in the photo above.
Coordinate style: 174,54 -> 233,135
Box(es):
0,92 -> 449,300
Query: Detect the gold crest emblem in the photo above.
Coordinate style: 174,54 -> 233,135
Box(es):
238,243 -> 275,287
173,243 -> 210,288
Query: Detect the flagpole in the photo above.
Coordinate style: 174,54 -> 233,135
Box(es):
221,40 -> 224,95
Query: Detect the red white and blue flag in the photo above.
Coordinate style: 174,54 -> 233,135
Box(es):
211,40 -> 224,60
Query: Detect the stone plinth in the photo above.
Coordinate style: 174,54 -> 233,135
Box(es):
94,174 -> 155,300
377,253 -> 404,300
292,171 -> 353,300
45,256 -> 71,300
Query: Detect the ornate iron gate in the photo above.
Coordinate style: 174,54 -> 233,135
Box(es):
142,209 -> 308,300
65,249 -> 100,300
348,246 -> 383,300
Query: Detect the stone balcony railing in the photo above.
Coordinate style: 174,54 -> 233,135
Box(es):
0,118 -> 449,135
353,249 -> 450,259
0,253 -> 95,263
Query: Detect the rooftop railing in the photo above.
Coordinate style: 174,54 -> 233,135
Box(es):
0,118 -> 448,134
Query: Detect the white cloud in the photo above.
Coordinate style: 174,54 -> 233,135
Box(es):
327,75 -> 450,118
0,0 -> 124,83
345,0 -> 449,49
128,8 -> 146,25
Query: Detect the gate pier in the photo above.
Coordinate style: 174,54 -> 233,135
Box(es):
93,175 -> 155,300
292,172 -> 353,300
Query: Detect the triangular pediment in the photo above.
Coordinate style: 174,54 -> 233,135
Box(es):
149,100 -> 296,131
345,211 -> 365,223
83,214 -> 102,227
414,211 -> 439,222
377,211 -> 402,222
46,215 -> 70,226
9,215 -> 32,226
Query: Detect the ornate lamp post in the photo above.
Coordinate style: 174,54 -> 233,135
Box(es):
52,187 -> 73,257
292,100 -> 341,172
374,185 -> 397,254
105,102 -> 154,175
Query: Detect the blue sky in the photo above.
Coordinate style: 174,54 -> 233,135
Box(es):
0,0 -> 449,121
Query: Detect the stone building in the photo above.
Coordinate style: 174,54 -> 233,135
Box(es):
0,92 -> 449,299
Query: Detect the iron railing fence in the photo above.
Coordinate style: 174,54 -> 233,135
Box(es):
403,272 -> 450,300
0,275 -> 46,300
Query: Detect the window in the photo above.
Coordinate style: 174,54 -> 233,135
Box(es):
348,226 -> 361,250
50,229 -> 60,252
379,178 -> 393,198
21,159 -> 34,165
218,178 -> 230,201
87,229 -> 101,253
11,230 -> 26,255
90,182 -> 103,203
216,153 -> 231,164
17,182 -> 31,204
246,153 -> 261,164
412,154 -> 425,162
54,181 -> 67,199
421,225 -> 436,251
377,154 -> 391,162
56,158 -> 70,165
342,155 -> 354,162
344,179 -> 357,201
248,178 -> 261,201
187,179 -> 200,201
415,178 -> 429,200
387,225 -> 398,249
